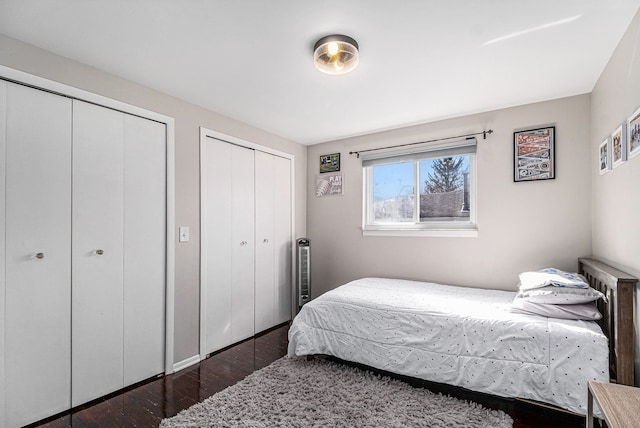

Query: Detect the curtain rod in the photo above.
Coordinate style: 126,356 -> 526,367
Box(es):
348,129 -> 493,158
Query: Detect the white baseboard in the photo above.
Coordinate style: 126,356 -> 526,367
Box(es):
172,354 -> 200,373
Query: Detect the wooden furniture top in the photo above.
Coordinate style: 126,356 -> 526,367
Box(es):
588,381 -> 640,428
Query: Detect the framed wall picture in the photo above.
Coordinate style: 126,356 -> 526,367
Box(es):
319,153 -> 340,173
514,126 -> 555,182
599,137 -> 611,175
316,172 -> 343,196
611,124 -> 627,168
627,106 -> 640,158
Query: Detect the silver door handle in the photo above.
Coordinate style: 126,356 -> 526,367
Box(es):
263,238 -> 269,243
95,249 -> 104,255
35,252 -> 45,259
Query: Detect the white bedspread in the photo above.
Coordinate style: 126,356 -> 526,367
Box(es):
288,278 -> 609,415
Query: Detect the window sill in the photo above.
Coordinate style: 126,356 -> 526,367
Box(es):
362,228 -> 478,238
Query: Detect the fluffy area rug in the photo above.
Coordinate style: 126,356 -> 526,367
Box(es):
160,357 -> 513,428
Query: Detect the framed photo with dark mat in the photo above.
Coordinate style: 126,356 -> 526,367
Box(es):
514,126 -> 555,182
319,153 -> 340,173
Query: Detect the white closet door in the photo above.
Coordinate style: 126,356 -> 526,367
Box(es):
273,156 -> 292,324
202,138 -> 255,351
4,83 -> 72,427
72,101 -> 125,406
0,81 -> 5,428
230,144 -> 255,343
201,137 -> 291,356
123,114 -> 166,386
254,151 -> 276,333
203,137 -> 233,353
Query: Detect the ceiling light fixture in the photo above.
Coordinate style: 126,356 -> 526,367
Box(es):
313,34 -> 359,75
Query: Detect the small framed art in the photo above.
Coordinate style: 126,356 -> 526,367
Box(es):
599,137 -> 611,175
319,153 -> 340,173
514,126 -> 555,182
611,124 -> 627,168
316,172 -> 343,196
627,106 -> 640,158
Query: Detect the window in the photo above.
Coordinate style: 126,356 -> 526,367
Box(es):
363,139 -> 477,236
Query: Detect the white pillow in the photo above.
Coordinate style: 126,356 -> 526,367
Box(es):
518,268 -> 589,291
510,298 -> 602,320
516,285 -> 605,304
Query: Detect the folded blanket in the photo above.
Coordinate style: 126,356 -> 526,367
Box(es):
518,268 -> 589,291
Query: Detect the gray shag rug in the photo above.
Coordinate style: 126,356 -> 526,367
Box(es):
160,357 -> 513,428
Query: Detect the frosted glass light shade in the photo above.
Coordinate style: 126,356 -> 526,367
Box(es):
313,35 -> 359,75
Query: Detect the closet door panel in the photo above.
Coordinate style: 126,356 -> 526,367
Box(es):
0,81 -> 5,428
230,145 -> 255,343
203,137 -> 233,353
254,151 -> 275,333
4,83 -> 72,427
273,156 -> 292,324
123,115 -> 166,386
72,101 -> 124,406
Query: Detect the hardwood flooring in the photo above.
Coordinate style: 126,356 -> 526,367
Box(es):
32,323 -> 587,428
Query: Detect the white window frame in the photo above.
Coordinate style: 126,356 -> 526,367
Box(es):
362,139 -> 478,237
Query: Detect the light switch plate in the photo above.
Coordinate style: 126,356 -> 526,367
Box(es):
179,226 -> 190,242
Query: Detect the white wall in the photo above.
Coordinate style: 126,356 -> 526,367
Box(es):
591,8 -> 640,382
0,33 -> 308,365
307,94 -> 592,297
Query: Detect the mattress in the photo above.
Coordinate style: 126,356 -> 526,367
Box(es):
288,277 -> 609,415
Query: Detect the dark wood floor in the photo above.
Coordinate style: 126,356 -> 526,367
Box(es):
32,323 -> 588,428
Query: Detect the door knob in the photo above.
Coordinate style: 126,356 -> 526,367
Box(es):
95,249 -> 104,255
263,238 -> 269,243
35,252 -> 45,259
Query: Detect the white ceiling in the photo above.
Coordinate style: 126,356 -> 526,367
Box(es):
1,1 -> 639,145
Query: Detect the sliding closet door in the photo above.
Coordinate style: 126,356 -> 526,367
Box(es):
273,156 -> 292,324
254,151 -> 276,333
4,83 -> 72,427
123,114 -> 166,386
72,100 -> 125,406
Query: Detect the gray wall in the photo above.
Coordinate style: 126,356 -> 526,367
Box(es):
590,8 -> 640,382
307,94 -> 592,297
0,33 -> 308,364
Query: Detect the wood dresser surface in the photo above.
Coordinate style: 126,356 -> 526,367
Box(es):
587,381 -> 640,428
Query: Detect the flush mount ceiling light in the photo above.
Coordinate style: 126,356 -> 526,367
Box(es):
313,34 -> 359,75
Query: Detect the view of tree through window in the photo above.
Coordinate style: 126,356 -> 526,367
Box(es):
420,156 -> 470,222
423,157 -> 465,193
370,155 -> 471,224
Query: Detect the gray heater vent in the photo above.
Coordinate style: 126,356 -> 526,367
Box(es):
296,238 -> 311,308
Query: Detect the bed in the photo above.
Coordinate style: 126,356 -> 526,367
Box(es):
287,258 -> 637,416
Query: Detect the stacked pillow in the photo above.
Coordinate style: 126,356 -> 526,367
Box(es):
510,268 -> 605,320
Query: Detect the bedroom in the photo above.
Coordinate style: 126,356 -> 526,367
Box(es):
1,1 -> 640,427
